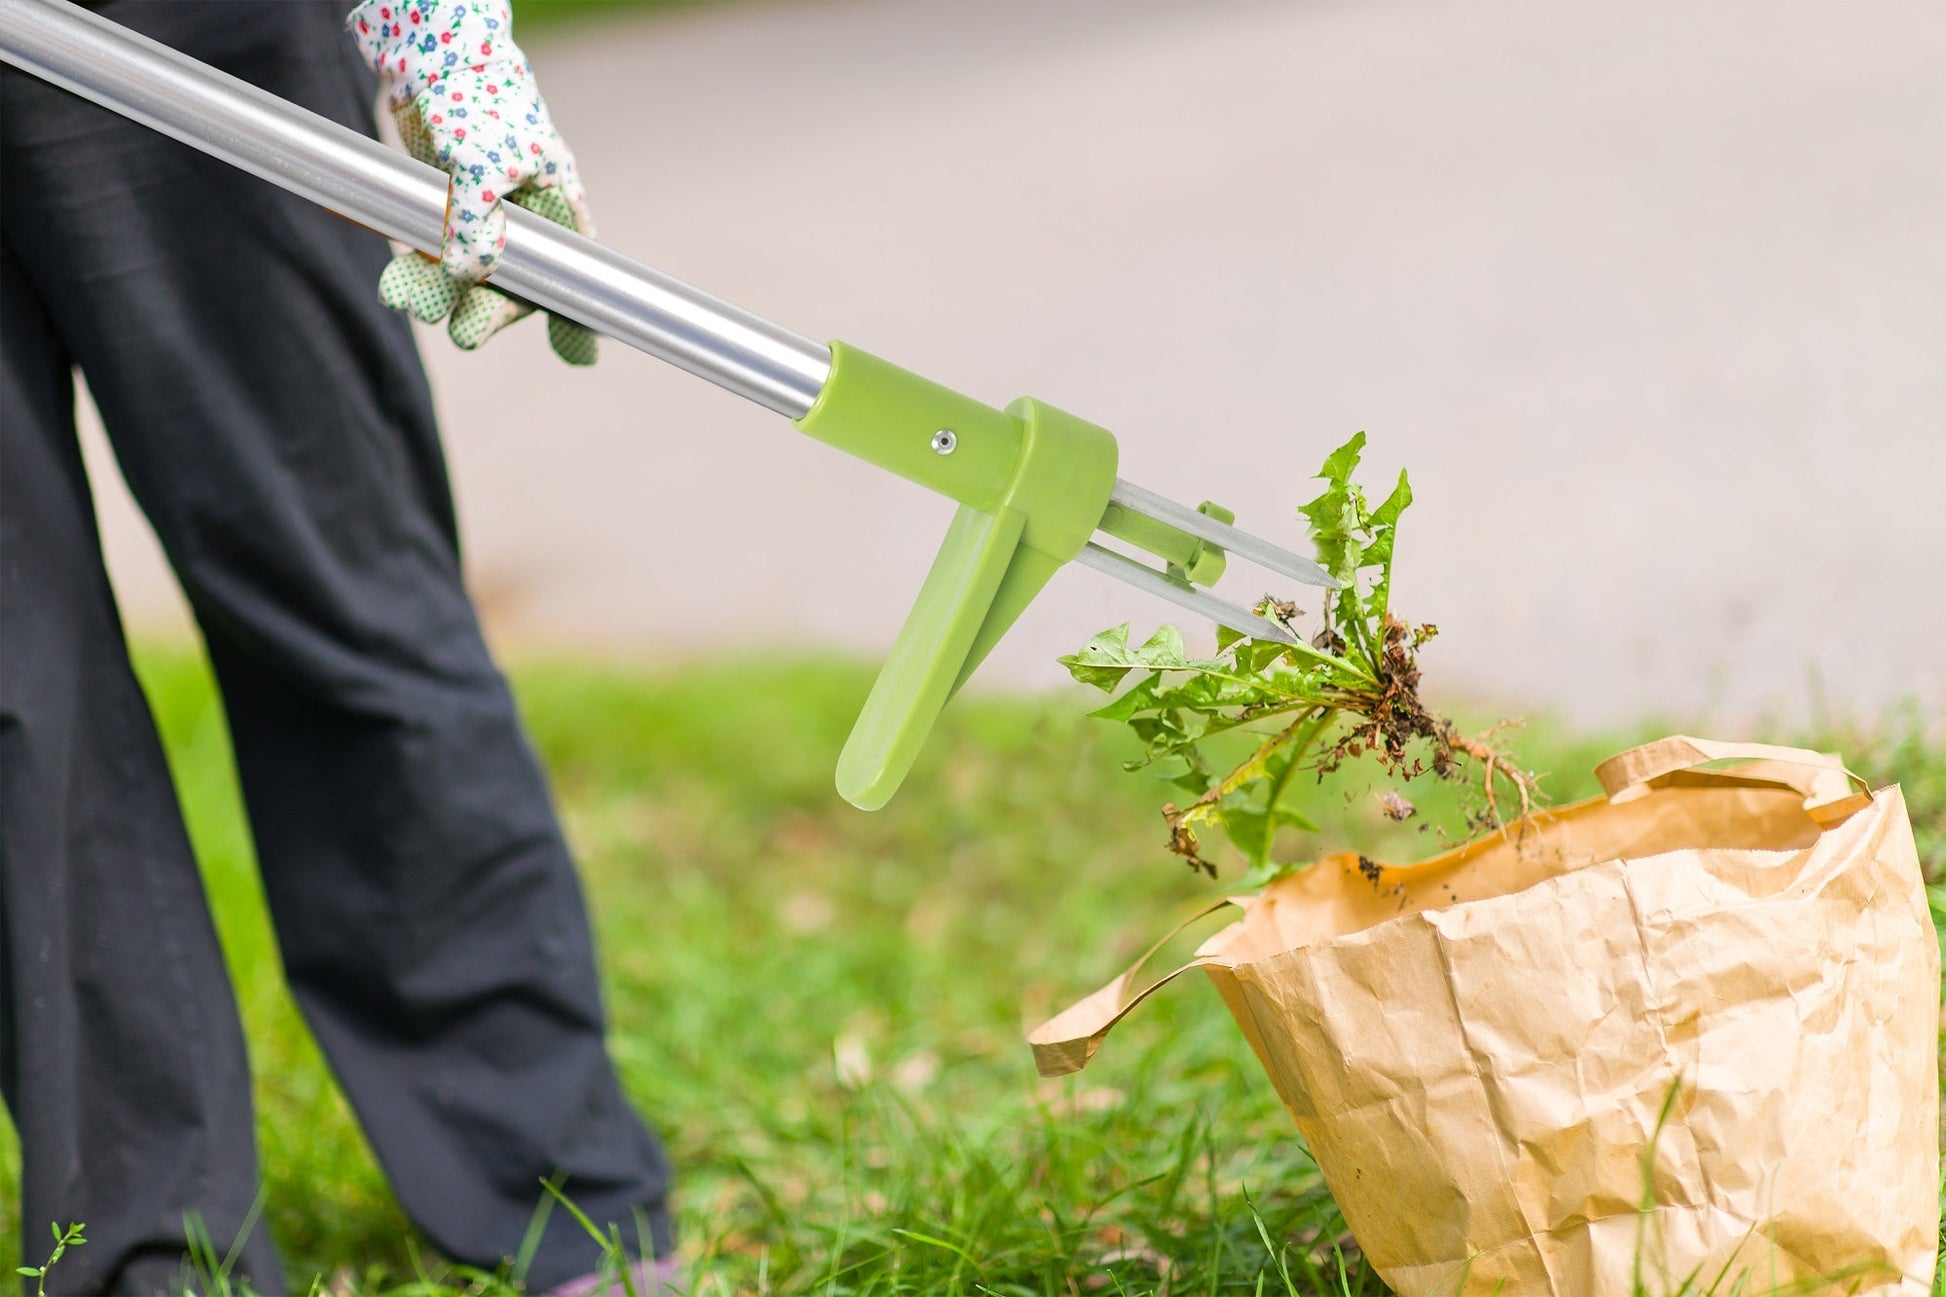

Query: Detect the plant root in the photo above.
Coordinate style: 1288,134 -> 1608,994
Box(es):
1441,719 -> 1539,836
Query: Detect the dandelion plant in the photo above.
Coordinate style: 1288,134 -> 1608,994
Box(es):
1062,433 -> 1537,885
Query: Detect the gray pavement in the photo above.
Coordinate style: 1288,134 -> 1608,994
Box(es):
84,0 -> 1946,728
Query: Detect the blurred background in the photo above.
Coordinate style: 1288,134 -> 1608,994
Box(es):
82,0 -> 1945,728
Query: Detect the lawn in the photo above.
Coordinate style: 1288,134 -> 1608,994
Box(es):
0,643 -> 1939,1295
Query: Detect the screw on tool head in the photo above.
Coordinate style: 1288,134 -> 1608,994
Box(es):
930,428 -> 957,455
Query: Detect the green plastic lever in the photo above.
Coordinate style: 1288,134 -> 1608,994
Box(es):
794,342 -> 1118,809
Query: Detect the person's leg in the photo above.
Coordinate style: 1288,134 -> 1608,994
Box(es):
0,236 -> 281,1294
0,5 -> 671,1286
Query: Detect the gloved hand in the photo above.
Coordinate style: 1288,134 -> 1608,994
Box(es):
347,0 -> 597,364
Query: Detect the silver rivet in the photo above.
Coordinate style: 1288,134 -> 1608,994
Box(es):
931,428 -> 957,455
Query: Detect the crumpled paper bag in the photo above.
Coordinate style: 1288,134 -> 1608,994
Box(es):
1030,737 -> 1940,1295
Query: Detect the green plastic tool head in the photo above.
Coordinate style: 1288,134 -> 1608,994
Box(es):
794,342 -> 1118,809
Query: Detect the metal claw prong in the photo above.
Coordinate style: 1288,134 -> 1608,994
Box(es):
1074,544 -> 1300,645
1108,479 -> 1338,590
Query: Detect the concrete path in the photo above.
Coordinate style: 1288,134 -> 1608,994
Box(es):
85,0 -> 1945,728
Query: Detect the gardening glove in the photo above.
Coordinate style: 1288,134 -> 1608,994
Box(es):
347,0 -> 598,365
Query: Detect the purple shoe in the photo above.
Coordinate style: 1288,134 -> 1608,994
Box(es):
540,1255 -> 681,1297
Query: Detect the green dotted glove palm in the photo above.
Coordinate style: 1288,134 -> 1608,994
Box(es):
378,101 -> 598,365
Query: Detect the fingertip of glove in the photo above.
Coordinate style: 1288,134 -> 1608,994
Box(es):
448,311 -> 496,350
547,317 -> 599,367
378,255 -> 456,323
449,283 -> 531,351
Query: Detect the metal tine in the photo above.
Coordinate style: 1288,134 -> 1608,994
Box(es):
1074,544 -> 1299,646
1108,478 -> 1339,590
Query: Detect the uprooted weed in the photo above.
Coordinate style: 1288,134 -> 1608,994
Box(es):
1063,433 -> 1538,888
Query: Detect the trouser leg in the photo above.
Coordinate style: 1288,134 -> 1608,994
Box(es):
0,239 -> 281,1295
0,5 -> 670,1286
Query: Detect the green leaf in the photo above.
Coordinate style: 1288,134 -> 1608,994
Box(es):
1366,468 -> 1412,625
1170,708 -> 1211,745
1059,660 -> 1129,691
1223,803 -> 1316,853
1057,623 -> 1136,690
1370,467 -> 1412,529
1300,483 -> 1369,594
1157,673 -> 1259,711
1270,800 -> 1318,834
1131,623 -> 1189,669
1214,624 -> 1245,653
1086,673 -> 1161,723
1234,640 -> 1289,675
1315,430 -> 1367,485
1218,771 -> 1322,866
1296,436 -> 1416,672
1219,807 -> 1273,865
1234,857 -> 1303,891
1060,622 -> 1195,690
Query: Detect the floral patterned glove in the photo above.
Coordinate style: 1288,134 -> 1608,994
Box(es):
347,0 -> 597,364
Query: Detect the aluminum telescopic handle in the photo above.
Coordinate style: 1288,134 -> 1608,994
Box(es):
0,0 -> 832,417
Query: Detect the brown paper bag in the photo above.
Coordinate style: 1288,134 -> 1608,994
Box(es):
1030,737 -> 1940,1295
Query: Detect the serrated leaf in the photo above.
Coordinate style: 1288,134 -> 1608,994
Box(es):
1092,623 -> 1131,655
1301,492 -> 1369,592
1234,640 -> 1289,675
1370,467 -> 1412,529
1367,468 -> 1412,625
1060,622 -> 1200,690
1315,430 -> 1367,485
1131,624 -> 1188,669
1156,674 -> 1253,711
1215,624 -> 1245,653
1058,623 -> 1137,690
1058,657 -> 1131,691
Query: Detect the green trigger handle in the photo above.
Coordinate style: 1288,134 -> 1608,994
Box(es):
794,342 -> 1119,810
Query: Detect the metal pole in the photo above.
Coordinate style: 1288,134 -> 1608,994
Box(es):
0,0 -> 832,417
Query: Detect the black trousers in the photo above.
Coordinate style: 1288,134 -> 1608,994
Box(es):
0,5 -> 671,1292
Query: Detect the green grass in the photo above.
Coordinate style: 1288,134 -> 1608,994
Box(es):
0,645 -> 1938,1295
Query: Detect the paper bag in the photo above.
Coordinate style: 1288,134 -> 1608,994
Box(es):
1030,737 -> 1940,1295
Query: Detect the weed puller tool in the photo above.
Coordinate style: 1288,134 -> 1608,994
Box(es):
0,0 -> 1336,810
